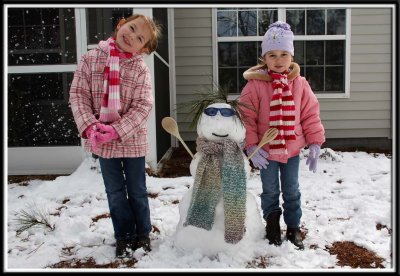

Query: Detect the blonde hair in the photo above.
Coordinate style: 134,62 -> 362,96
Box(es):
115,14 -> 162,54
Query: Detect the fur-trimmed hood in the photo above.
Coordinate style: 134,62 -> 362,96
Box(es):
243,62 -> 300,82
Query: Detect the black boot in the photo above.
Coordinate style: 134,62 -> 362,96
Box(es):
265,210 -> 282,246
286,227 -> 304,250
115,239 -> 129,258
132,235 -> 151,252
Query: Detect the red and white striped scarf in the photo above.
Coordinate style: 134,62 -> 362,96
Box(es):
99,37 -> 133,122
268,70 -> 296,155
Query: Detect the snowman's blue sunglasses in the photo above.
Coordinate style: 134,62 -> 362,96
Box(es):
203,107 -> 236,117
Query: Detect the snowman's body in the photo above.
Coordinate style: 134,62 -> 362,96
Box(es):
173,103 -> 265,255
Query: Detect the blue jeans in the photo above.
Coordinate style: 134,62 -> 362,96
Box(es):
98,157 -> 151,241
260,155 -> 302,228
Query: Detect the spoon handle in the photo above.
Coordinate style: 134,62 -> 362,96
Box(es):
177,136 -> 194,158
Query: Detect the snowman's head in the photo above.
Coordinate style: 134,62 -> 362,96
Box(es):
197,103 -> 245,143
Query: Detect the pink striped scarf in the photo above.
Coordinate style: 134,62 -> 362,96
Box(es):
99,37 -> 133,122
268,70 -> 296,155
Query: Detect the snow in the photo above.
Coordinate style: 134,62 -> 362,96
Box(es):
5,148 -> 394,272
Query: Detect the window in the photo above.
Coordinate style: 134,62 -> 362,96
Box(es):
8,72 -> 79,147
8,8 -> 77,65
216,8 -> 348,96
8,8 -> 80,147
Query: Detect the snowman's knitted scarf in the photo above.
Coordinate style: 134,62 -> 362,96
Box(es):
184,137 -> 247,244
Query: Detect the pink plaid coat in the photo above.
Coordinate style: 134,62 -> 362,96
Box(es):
69,43 -> 153,158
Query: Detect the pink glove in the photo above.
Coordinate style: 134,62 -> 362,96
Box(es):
84,124 -> 99,151
95,123 -> 115,134
306,144 -> 321,173
95,130 -> 119,144
246,145 -> 269,169
84,124 -> 97,139
94,123 -> 119,144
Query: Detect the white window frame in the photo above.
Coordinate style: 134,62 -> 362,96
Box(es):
212,7 -> 351,99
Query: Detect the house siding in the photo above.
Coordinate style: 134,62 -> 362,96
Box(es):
321,8 -> 392,139
174,8 -> 213,141
174,7 -> 393,142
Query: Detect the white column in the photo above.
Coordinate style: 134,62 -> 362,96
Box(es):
134,8 -> 157,170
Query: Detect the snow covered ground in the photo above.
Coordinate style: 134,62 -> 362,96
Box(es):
5,148 -> 394,272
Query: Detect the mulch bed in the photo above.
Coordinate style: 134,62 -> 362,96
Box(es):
326,241 -> 385,268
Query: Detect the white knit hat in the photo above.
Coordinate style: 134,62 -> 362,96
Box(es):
261,21 -> 294,56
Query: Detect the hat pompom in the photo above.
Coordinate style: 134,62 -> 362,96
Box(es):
268,21 -> 292,31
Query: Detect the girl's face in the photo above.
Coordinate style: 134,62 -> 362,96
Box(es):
115,17 -> 151,54
263,50 -> 292,73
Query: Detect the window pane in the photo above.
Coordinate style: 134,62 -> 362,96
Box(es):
327,9 -> 346,35
258,9 -> 277,36
294,41 -> 305,65
238,10 -> 257,36
219,68 -> 237,94
8,8 -> 76,65
8,73 -> 80,147
306,9 -> 325,35
87,8 -> 133,44
238,42 -> 257,66
239,67 -> 248,92
326,40 -> 344,65
306,41 -> 324,65
219,42 -> 237,67
325,66 -> 344,92
217,10 -> 237,37
305,67 -> 324,92
286,10 -> 305,35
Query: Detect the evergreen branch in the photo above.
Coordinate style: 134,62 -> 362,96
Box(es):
176,78 -> 257,130
13,202 -> 55,235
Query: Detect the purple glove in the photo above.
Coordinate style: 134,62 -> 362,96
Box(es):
306,144 -> 321,173
246,145 -> 269,169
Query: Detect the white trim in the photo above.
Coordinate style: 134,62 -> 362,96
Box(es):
134,8 -> 157,170
75,8 -> 88,59
168,8 -> 178,147
217,35 -> 346,42
154,52 -> 169,68
278,8 -> 285,20
212,8 -> 218,90
8,147 -> 85,175
344,8 -> 351,99
8,65 -> 77,74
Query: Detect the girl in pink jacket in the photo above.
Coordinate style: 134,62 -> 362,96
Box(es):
240,21 -> 325,250
69,14 -> 161,258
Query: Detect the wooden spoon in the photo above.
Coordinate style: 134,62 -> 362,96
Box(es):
161,117 -> 194,158
247,128 -> 279,160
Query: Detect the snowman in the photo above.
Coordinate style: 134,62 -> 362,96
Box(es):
173,102 -> 265,256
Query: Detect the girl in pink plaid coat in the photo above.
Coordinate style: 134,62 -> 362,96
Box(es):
69,14 -> 161,258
